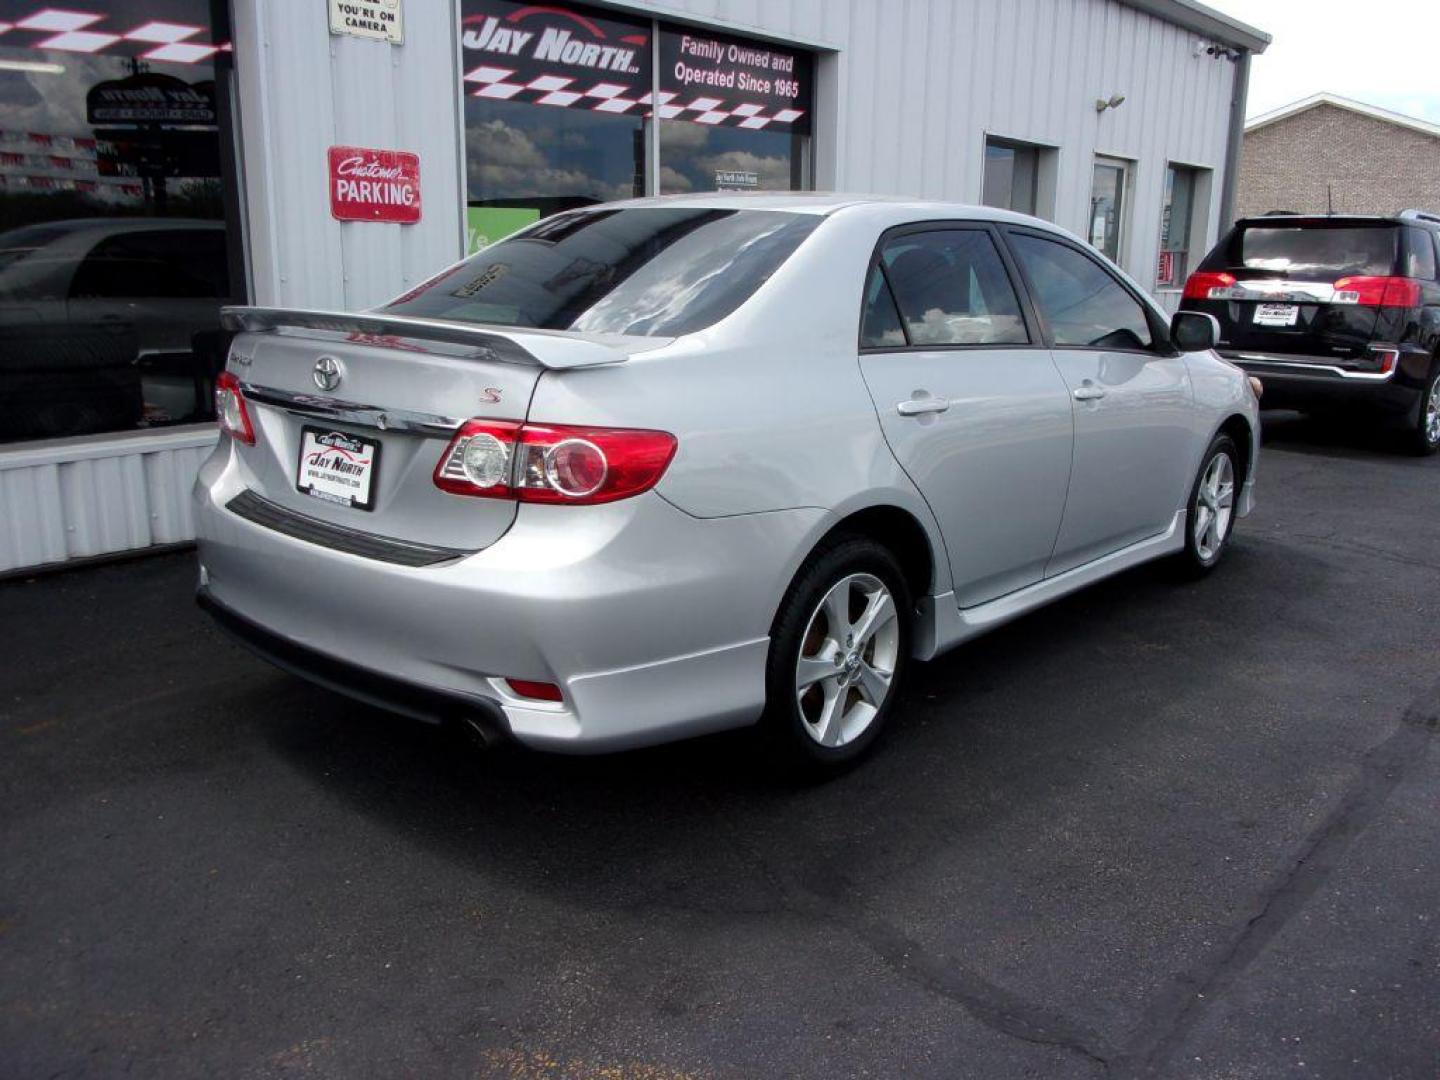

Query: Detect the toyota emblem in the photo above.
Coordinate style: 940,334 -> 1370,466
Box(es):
313,355 -> 343,392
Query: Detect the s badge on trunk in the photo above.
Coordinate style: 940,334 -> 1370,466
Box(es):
313,355 -> 343,391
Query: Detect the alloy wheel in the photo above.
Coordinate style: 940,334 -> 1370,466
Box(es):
1193,451 -> 1235,562
794,573 -> 901,748
1426,377 -> 1440,446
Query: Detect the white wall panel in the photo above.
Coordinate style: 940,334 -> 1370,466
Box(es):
234,0 -> 464,312
0,430 -> 219,575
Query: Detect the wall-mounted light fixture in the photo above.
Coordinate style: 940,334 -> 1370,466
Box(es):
1095,93 -> 1127,113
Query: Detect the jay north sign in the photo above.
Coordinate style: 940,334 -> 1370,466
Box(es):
460,0 -> 812,132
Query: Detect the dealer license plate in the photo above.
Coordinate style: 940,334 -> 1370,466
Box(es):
297,427 -> 380,511
1253,303 -> 1299,327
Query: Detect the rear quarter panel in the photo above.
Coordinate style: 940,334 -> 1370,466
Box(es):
523,208 -> 952,593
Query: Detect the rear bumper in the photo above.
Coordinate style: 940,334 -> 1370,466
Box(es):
1223,349 -> 1428,417
193,438 -> 822,752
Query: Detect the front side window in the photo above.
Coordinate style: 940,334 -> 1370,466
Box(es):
1011,233 -> 1153,351
383,207 -> 819,337
877,230 -> 1028,347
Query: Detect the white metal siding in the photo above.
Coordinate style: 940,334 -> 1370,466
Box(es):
233,0 -> 466,312
0,430 -> 218,574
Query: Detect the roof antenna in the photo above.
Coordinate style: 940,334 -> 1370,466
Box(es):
1327,184 -> 1334,216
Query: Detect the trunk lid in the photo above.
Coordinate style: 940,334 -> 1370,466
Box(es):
222,307 -> 655,552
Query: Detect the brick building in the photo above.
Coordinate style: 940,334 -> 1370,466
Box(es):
1237,93 -> 1440,219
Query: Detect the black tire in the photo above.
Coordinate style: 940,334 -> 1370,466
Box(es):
761,536 -> 912,775
1176,433 -> 1241,577
1403,366 -> 1440,457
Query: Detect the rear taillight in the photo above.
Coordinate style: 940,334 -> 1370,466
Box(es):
1331,276 -> 1423,307
214,371 -> 255,445
434,420 -> 677,505
1182,271 -> 1238,300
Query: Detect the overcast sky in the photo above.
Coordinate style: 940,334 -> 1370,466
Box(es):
1206,0 -> 1440,122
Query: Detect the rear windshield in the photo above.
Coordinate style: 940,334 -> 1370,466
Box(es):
382,207 -> 821,337
1231,225 -> 1397,279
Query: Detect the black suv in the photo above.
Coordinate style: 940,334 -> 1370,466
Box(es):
1180,210 -> 1440,454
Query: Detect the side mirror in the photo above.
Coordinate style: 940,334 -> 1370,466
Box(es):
1170,310 -> 1220,352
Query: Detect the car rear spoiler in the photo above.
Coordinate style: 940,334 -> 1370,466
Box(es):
220,306 -> 630,370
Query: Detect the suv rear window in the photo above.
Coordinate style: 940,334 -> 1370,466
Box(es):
1230,224 -> 1397,279
383,207 -> 820,338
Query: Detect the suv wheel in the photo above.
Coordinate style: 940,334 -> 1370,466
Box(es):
1177,434 -> 1239,576
1406,367 -> 1440,456
763,537 -> 911,773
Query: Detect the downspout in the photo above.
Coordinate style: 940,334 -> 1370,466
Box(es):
1217,49 -> 1251,229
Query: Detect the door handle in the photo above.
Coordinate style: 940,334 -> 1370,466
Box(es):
1072,385 -> 1107,401
896,397 -> 951,416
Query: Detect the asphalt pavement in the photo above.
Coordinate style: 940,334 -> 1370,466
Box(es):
2,412 -> 1438,1079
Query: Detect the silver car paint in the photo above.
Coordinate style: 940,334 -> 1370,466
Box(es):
194,194 -> 1259,752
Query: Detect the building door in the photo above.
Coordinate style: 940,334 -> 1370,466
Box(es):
1089,157 -> 1129,263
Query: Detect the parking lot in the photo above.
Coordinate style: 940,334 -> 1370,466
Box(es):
1,413 -> 1437,1079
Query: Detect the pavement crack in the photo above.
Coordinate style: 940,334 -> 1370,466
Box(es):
844,914 -> 1113,1069
1110,675 -> 1440,1078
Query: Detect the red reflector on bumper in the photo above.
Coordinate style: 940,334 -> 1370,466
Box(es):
505,679 -> 564,703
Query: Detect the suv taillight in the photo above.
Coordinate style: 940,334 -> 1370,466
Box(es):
1331,276 -> 1423,307
433,420 -> 677,505
1182,271 -> 1238,300
214,371 -> 255,445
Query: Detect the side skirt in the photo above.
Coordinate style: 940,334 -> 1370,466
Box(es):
911,511 -> 1188,661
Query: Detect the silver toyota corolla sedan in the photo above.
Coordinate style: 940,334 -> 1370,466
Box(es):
194,194 -> 1259,770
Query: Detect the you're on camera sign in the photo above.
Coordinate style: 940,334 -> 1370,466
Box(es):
329,0 -> 404,44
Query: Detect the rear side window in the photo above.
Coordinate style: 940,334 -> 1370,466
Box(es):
860,264 -> 906,348
382,207 -> 820,338
1234,225 -> 1397,278
876,229 -> 1028,346
1403,227 -> 1437,280
1009,234 -> 1153,350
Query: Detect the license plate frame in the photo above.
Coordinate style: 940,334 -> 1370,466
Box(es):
296,426 -> 381,511
1252,303 -> 1300,327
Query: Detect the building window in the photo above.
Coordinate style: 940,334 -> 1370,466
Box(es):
1159,164 -> 1208,288
982,138 -> 1039,216
1089,157 -> 1130,263
459,1 -> 650,249
656,26 -> 812,195
458,1 -> 815,250
0,0 -> 241,445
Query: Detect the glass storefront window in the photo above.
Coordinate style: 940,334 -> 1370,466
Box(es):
459,0 -> 649,250
656,25 -> 812,195
0,0 -> 239,444
458,1 -> 814,246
